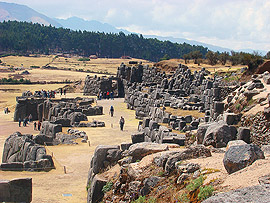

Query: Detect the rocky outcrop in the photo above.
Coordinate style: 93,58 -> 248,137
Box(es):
201,121 -> 236,148
128,142 -> 169,160
0,178 -> 32,203
162,145 -> 211,174
203,181 -> 270,203
223,144 -> 265,174
1,132 -> 54,171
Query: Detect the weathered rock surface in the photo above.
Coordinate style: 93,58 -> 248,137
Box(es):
223,144 -> 265,174
1,132 -> 54,171
87,175 -> 107,203
203,121 -> 235,148
0,178 -> 32,203
91,145 -> 121,174
202,185 -> 270,203
164,145 -> 211,174
128,142 -> 169,160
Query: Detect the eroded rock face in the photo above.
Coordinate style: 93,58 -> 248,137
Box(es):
223,144 -> 265,174
164,145 -> 211,174
91,145 -> 121,174
0,178 -> 32,203
1,132 -> 54,171
203,121 -> 235,148
128,142 -> 169,160
202,185 -> 270,203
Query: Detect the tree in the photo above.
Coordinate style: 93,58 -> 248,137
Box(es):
191,51 -> 202,64
183,53 -> 191,64
240,52 -> 264,71
206,51 -> 218,65
219,51 -> 229,65
265,51 -> 270,59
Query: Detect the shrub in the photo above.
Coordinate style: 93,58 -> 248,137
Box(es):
102,181 -> 113,193
198,185 -> 214,201
186,175 -> 204,192
78,57 -> 90,61
132,196 -> 146,203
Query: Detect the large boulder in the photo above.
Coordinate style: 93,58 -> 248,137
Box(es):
223,144 -> 265,174
1,132 -> 54,171
196,123 -> 211,144
237,127 -> 251,144
164,145 -> 211,174
223,113 -> 241,125
68,112 -> 88,125
203,185 -> 270,203
87,175 -> 107,203
39,121 -> 62,139
0,178 -> 32,203
128,142 -> 169,160
203,121 -> 235,148
131,132 -> 145,144
91,145 -> 121,174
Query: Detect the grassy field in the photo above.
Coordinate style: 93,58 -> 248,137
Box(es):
1,55 -> 153,75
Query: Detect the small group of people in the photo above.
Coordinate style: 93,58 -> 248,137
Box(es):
34,90 -> 56,98
98,91 -> 114,100
33,121 -> 42,131
4,107 -> 9,114
59,88 -> 67,96
18,114 -> 41,130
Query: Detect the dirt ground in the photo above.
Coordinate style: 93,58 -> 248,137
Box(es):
0,97 -> 139,203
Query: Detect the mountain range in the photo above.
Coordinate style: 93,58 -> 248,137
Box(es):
0,1 -> 267,55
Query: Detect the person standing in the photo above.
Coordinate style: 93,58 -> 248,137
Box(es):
109,106 -> 114,117
119,116 -> 125,131
28,114 -> 32,122
34,122 -> 37,130
18,118 -> 21,127
38,121 -> 41,131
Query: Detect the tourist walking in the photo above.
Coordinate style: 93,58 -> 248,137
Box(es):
63,89 -> 66,96
34,122 -> 37,130
109,106 -> 114,117
18,118 -> 21,127
119,116 -> 125,131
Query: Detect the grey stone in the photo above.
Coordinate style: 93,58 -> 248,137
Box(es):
202,185 -> 270,203
131,132 -> 145,144
203,121 -> 234,148
165,145 -> 211,174
128,142 -> 169,160
0,178 -> 32,203
223,144 -> 265,174
87,175 -> 107,203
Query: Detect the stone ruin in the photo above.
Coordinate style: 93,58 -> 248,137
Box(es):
13,95 -> 105,145
0,178 -> 32,203
84,75 -> 124,97
84,62 -> 270,203
0,132 -> 54,171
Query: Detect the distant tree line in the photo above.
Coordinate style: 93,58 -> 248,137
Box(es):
204,50 -> 265,71
0,78 -> 31,84
0,21 -> 208,62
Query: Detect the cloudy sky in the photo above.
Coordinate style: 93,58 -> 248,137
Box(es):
4,0 -> 270,51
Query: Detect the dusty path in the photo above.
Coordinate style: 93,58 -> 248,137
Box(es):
0,97 -> 138,203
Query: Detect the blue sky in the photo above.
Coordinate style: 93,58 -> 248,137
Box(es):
3,0 -> 270,51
